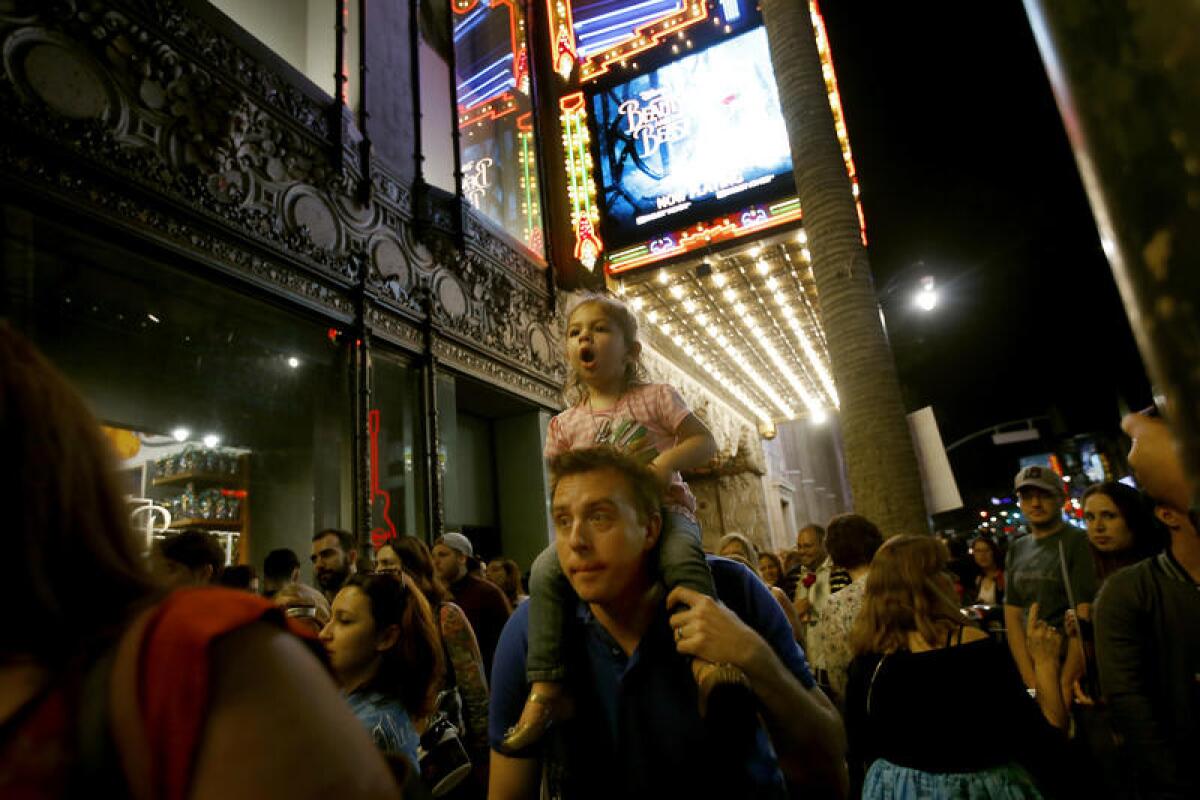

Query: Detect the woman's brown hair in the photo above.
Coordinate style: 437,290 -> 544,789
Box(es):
384,536 -> 449,608
850,535 -> 972,656
1,324 -> 158,665
343,572 -> 444,718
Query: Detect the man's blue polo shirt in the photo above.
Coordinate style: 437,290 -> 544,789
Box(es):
488,556 -> 814,798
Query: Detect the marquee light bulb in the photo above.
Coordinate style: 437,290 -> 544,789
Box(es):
756,260 -> 770,275
647,310 -> 658,323
712,273 -> 727,288
670,285 -> 684,299
695,313 -> 708,325
631,297 -> 644,310
723,288 -> 736,302
766,277 -> 779,291
660,322 -> 672,334
683,299 -> 696,313
658,270 -> 670,284
796,230 -> 808,244
734,303 -> 747,316
801,248 -> 812,261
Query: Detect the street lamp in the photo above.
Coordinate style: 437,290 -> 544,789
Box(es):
912,276 -> 938,312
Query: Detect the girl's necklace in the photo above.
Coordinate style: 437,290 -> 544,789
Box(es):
587,391 -> 623,444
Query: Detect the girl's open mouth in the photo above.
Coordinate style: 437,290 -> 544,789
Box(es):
579,346 -> 596,367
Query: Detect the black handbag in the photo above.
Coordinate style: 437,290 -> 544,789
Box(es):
418,606 -> 473,797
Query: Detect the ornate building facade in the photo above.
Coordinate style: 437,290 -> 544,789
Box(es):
0,0 -> 848,570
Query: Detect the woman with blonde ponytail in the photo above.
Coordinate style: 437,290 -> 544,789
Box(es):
844,535 -> 1069,799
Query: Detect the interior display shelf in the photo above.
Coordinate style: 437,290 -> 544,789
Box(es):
153,471 -> 240,487
168,518 -> 243,530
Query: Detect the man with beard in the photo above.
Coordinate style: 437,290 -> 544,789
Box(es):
433,531 -> 511,675
1004,466 -> 1097,689
311,528 -> 358,600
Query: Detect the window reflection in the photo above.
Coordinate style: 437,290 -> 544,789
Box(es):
454,0 -> 545,257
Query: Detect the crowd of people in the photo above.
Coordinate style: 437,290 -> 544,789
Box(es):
4,287 -> 1198,800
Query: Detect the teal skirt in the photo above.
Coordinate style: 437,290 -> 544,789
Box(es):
863,758 -> 1044,799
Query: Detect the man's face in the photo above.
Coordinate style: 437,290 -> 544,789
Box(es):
796,529 -> 825,569
1017,487 -> 1062,528
432,544 -> 466,583
311,533 -> 354,593
552,467 -> 660,607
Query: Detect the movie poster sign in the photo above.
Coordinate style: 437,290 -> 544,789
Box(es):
589,26 -> 795,249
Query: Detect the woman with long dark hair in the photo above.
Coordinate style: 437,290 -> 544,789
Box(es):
321,571 -> 442,770
382,537 -> 491,789
844,535 -> 1068,798
0,323 -> 398,798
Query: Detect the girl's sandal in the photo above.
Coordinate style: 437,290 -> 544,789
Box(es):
500,690 -> 570,753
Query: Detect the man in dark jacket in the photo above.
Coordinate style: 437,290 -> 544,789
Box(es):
433,531 -> 511,675
1095,413 -> 1200,800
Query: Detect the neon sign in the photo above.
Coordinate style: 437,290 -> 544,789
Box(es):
368,409 -> 397,550
560,92 -> 603,270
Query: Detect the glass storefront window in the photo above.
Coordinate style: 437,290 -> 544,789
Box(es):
2,205 -> 355,576
453,0 -> 546,258
207,0 -> 362,111
369,352 -> 429,547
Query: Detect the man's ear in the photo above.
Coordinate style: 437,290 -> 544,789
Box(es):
1155,504 -> 1184,531
375,623 -> 400,652
642,511 -> 663,552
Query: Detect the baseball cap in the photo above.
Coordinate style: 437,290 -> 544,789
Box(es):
1013,465 -> 1064,497
438,531 -> 474,558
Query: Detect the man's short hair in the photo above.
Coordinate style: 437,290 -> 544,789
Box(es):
825,514 -> 884,570
548,446 -> 661,523
312,528 -> 356,553
797,524 -> 826,543
263,548 -> 301,581
160,530 -> 224,573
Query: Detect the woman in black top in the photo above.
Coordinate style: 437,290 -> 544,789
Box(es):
844,535 -> 1069,798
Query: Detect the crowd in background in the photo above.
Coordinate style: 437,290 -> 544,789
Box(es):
4,315 -> 1198,800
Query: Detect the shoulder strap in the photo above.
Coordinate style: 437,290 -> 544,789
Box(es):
1057,539 -> 1078,612
865,654 -> 888,717
74,606 -> 156,800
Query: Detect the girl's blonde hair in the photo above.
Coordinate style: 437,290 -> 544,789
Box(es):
562,292 -> 648,406
850,534 -> 973,656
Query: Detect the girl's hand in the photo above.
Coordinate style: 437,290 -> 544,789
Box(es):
1072,679 -> 1096,706
647,457 -> 673,490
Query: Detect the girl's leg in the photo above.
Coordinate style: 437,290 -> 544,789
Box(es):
525,545 -> 570,681
502,546 -> 574,752
658,510 -> 715,598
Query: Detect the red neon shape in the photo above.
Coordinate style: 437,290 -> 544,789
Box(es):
368,409 -> 398,549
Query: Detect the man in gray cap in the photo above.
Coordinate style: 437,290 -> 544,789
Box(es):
433,531 -> 512,675
1003,465 -> 1097,690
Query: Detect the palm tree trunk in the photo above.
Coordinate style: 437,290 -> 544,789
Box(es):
762,0 -> 928,536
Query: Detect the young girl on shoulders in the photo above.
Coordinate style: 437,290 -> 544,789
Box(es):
501,292 -> 744,751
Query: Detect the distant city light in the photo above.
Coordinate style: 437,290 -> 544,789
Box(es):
171,427 -> 190,442
203,434 -> 221,448
913,276 -> 938,311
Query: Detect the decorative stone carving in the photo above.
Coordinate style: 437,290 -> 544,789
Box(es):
432,337 -> 561,409
0,0 -> 567,410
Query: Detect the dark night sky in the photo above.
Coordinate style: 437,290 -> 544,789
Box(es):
817,2 -> 1152,507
